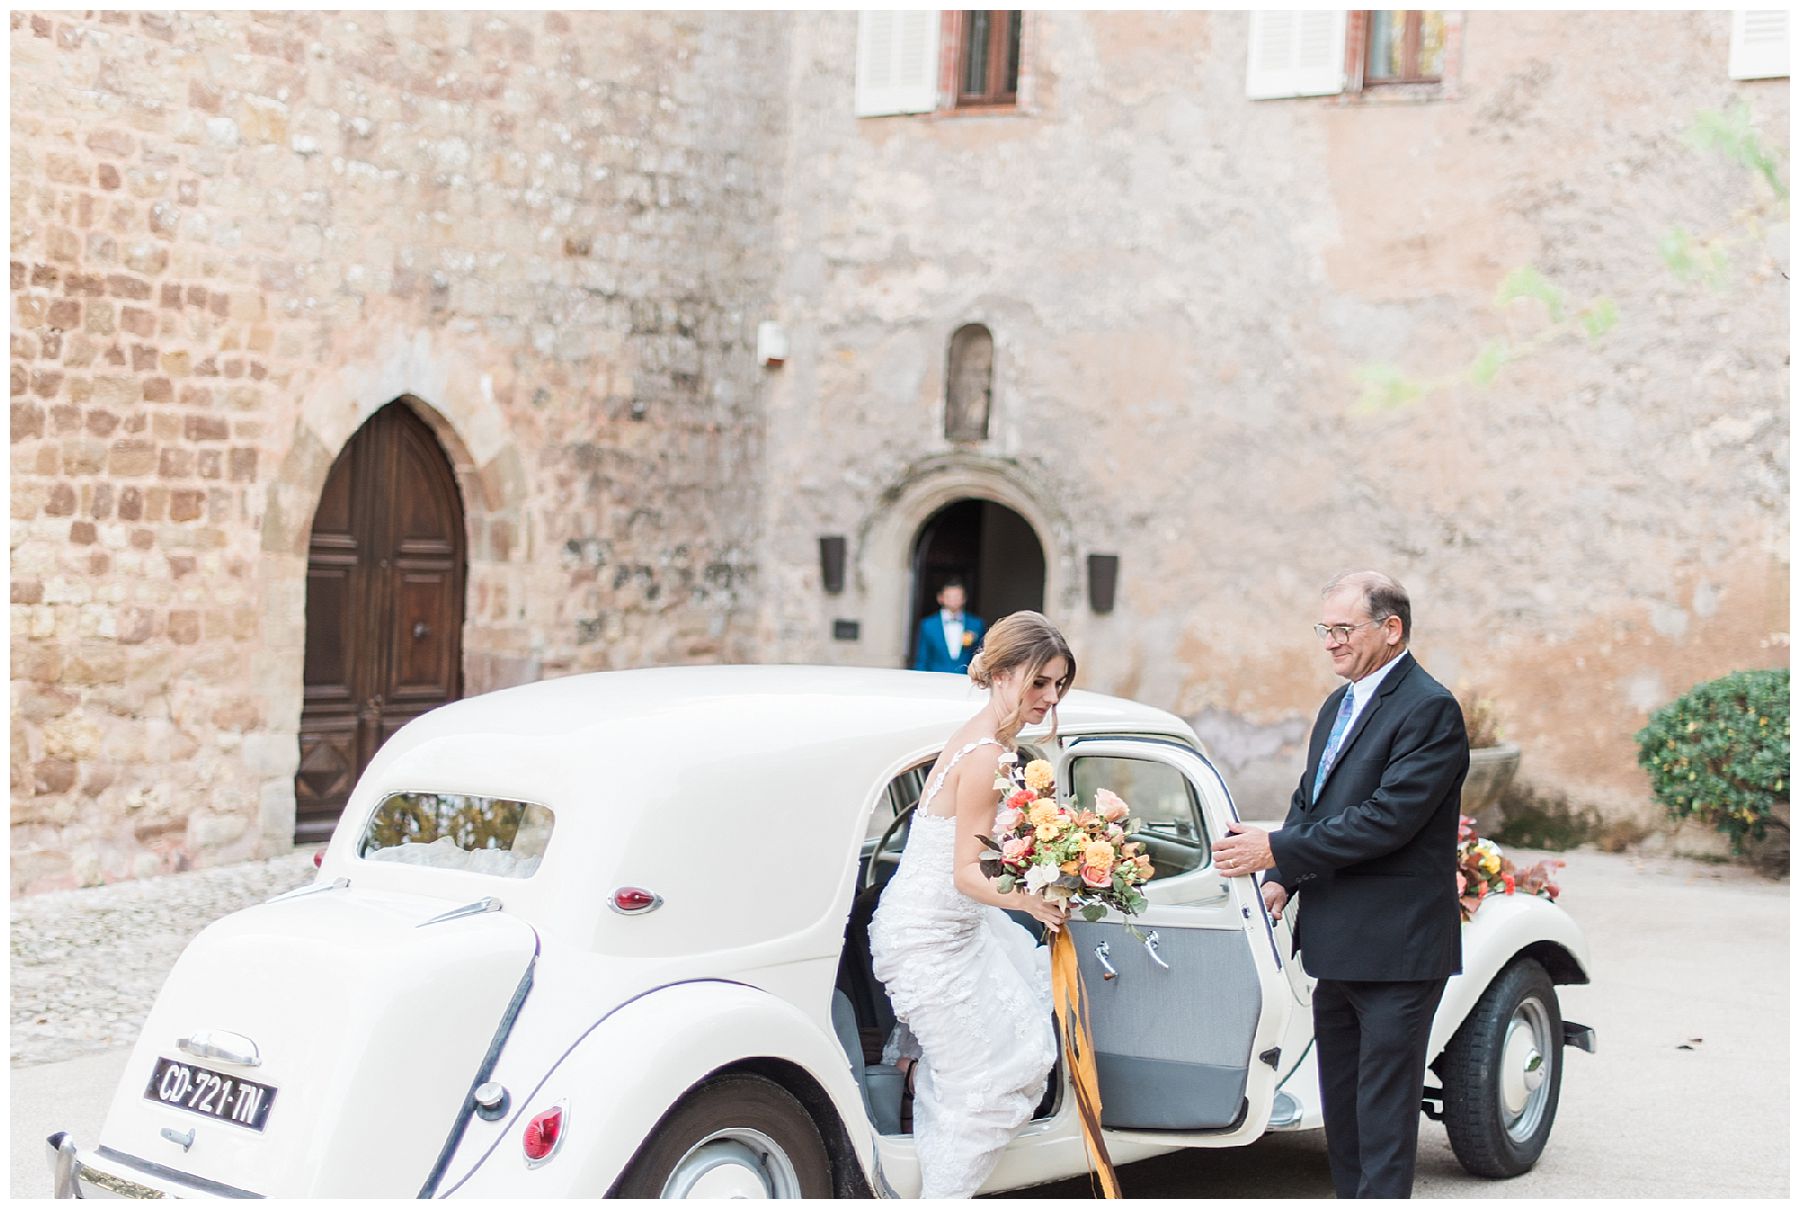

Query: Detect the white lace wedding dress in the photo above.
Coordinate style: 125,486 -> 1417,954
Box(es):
867,738 -> 1057,1199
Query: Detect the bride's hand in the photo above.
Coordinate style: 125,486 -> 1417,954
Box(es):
1019,894 -> 1069,932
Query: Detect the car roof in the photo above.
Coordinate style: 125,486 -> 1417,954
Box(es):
385,663 -> 1188,742
337,665 -> 1198,951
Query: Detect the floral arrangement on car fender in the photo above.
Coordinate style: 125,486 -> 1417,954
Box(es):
976,754 -> 1154,924
1457,815 -> 1564,922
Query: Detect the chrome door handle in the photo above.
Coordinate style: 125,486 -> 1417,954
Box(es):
1094,941 -> 1118,981
178,1029 -> 262,1067
1142,929 -> 1170,970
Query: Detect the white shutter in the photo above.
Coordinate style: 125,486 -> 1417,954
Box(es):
1245,10 -> 1348,100
855,11 -> 942,117
1729,10 -> 1789,80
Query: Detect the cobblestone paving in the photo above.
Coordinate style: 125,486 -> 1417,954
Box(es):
10,852 -> 317,1068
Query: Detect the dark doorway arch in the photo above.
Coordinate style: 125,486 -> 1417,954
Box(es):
295,402 -> 466,842
906,499 -> 1046,666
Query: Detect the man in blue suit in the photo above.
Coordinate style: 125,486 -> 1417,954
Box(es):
911,580 -> 986,674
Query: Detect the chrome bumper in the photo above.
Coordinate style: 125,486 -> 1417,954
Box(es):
47,1131 -> 160,1198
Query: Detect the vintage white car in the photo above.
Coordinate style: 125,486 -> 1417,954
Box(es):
48,665 -> 1594,1198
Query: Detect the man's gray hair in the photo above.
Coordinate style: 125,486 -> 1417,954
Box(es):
1324,570 -> 1412,643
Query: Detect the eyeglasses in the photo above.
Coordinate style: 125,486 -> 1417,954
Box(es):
1313,620 -> 1383,644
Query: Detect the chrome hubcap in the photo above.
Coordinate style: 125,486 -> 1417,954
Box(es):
1499,997 -> 1554,1143
662,1128 -> 800,1199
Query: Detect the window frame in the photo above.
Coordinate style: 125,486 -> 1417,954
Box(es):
952,10 -> 1022,109
1361,10 -> 1444,86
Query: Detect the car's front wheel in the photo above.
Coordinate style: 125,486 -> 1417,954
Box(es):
611,1072 -> 834,1199
1438,957 -> 1563,1178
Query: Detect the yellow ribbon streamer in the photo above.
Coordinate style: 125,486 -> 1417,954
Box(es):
1050,925 -> 1122,1198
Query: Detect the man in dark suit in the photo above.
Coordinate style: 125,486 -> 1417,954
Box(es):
1212,570 -> 1468,1199
911,579 -> 986,674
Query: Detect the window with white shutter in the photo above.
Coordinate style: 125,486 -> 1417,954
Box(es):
855,11 -> 943,117
1245,10 -> 1349,100
1728,10 -> 1789,80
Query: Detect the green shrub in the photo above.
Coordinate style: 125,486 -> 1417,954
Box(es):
1635,669 -> 1790,852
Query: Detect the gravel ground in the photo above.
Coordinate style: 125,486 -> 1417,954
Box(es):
9,850 -> 316,1068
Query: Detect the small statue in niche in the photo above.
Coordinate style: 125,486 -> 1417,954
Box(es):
944,324 -> 994,442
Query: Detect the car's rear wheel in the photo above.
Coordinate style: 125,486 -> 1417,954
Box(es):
1439,957 -> 1563,1178
612,1072 -> 833,1199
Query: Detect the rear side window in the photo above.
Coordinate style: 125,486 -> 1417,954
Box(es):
359,792 -> 554,879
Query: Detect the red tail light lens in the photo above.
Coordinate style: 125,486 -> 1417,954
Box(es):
523,1105 -> 563,1162
312,848 -> 325,868
610,886 -> 660,913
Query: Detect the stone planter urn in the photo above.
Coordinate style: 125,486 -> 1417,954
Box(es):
1463,742 -> 1521,834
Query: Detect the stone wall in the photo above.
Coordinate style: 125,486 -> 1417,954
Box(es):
11,10 -> 786,893
758,11 -> 1789,828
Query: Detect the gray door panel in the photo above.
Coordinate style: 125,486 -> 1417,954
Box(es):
1070,919 -> 1262,1130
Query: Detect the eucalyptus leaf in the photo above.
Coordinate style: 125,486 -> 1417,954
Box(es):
1081,903 -> 1107,923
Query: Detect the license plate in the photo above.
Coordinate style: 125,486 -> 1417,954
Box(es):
143,1056 -> 277,1131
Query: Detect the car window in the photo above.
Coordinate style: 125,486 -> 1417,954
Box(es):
867,764 -> 928,841
359,791 -> 554,879
1067,754 -> 1209,876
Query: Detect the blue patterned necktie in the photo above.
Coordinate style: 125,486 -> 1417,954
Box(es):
1312,685 -> 1357,801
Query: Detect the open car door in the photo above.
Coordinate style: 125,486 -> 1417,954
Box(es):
1058,737 -> 1293,1146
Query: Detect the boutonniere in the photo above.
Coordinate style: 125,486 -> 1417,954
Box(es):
962,631 -> 976,648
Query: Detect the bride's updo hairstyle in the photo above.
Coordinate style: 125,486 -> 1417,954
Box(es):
968,611 -> 1077,746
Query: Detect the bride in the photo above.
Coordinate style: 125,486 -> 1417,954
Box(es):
869,611 -> 1076,1198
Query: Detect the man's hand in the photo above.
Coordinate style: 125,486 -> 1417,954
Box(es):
1261,880 -> 1289,921
1212,822 -> 1276,878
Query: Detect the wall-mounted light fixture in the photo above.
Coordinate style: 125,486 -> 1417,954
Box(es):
819,536 -> 847,595
1087,554 -> 1119,614
757,321 -> 788,368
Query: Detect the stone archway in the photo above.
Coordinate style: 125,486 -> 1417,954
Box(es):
856,455 -> 1080,670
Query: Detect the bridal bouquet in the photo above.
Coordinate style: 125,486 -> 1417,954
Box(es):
977,754 -> 1154,923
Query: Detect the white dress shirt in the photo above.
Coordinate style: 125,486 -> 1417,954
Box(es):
941,610 -> 965,658
1343,650 -> 1405,732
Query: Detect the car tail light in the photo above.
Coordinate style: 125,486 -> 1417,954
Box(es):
523,1105 -> 563,1163
609,886 -> 663,914
312,848 -> 325,868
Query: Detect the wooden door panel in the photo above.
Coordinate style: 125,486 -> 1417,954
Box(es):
388,569 -> 459,701
301,564 -> 358,705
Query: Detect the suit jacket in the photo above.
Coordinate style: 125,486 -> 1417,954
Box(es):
911,612 -> 986,673
1267,651 -> 1468,982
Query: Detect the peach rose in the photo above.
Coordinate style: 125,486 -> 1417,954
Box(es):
1081,864 -> 1112,888
1001,837 -> 1034,865
1094,788 -> 1131,823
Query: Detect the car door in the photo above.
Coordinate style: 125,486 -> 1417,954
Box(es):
1057,737 -> 1293,1146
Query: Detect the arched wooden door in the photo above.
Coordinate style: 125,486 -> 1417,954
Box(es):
295,403 -> 466,842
